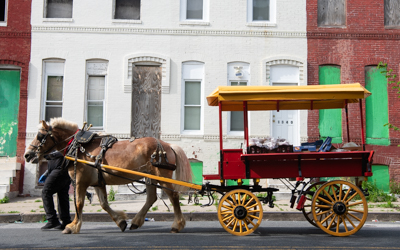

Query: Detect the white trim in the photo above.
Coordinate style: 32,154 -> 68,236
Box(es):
247,0 -> 276,25
42,18 -> 74,23
124,53 -> 170,94
0,0 -> 8,26
32,26 -> 306,38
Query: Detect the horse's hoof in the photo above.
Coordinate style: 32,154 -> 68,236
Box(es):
62,228 -> 72,234
171,228 -> 179,233
119,220 -> 127,232
130,224 -> 139,230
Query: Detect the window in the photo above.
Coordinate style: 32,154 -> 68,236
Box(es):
180,0 -> 209,22
86,61 -> 108,130
317,0 -> 346,27
365,66 -> 390,145
42,61 -> 65,121
182,62 -> 204,133
227,62 -> 250,133
384,0 -> 400,28
318,65 -> 342,143
114,0 -> 140,20
247,0 -> 276,24
0,0 -> 7,25
44,0 -> 73,18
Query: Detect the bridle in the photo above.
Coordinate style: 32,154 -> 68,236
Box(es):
30,126 -> 73,156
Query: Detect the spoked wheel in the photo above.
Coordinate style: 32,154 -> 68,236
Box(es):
217,189 -> 263,236
302,181 -> 327,227
311,180 -> 368,237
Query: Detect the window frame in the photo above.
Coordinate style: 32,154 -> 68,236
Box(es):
112,0 -> 141,22
85,61 -> 108,131
41,60 -> 66,121
0,0 -> 8,26
43,0 -> 74,21
180,0 -> 209,24
247,0 -> 276,26
181,62 -> 204,135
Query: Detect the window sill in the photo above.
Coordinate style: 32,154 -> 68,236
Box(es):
181,131 -> 204,136
317,25 -> 346,29
0,22 -> 7,27
179,21 -> 210,26
112,19 -> 142,24
385,26 -> 400,29
246,22 -> 277,27
43,18 -> 74,23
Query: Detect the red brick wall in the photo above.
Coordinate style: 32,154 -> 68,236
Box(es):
0,0 -> 31,194
307,0 -> 400,182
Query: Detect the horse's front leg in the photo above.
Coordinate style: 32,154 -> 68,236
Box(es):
95,186 -> 128,232
130,183 -> 157,230
63,185 -> 86,234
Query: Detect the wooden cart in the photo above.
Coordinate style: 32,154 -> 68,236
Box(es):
203,83 -> 374,236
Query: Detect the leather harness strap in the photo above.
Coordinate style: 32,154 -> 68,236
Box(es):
151,139 -> 177,171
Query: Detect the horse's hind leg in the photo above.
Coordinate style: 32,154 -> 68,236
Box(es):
130,182 -> 157,230
161,183 -> 185,233
95,186 -> 128,232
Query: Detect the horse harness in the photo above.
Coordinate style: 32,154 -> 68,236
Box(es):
150,139 -> 177,171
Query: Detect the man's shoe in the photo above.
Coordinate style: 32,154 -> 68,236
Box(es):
41,221 -> 61,230
54,223 -> 68,230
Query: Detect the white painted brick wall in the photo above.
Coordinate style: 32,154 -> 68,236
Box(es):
24,0 -> 307,195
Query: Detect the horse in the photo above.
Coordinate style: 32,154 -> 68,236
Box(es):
24,118 -> 193,234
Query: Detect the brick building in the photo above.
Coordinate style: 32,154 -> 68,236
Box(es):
24,0 -> 307,196
307,0 -> 400,186
0,0 -> 31,198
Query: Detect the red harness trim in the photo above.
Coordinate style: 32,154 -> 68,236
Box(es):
64,129 -> 80,156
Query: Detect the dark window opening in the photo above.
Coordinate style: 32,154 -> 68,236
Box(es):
0,0 -> 6,22
46,0 -> 73,18
114,0 -> 140,20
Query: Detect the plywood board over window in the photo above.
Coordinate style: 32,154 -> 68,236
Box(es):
317,0 -> 346,27
385,0 -> 400,28
131,66 -> 161,139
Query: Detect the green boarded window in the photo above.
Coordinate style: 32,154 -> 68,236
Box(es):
0,70 -> 20,157
319,65 -> 342,143
189,160 -> 203,185
368,165 -> 390,193
365,66 -> 390,145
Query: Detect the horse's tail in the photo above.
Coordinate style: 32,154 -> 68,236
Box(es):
170,144 -> 193,192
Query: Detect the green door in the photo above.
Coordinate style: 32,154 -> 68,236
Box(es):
0,70 -> 20,157
365,66 -> 390,145
319,66 -> 342,143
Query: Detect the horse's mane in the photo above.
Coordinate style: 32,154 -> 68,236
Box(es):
40,117 -> 79,131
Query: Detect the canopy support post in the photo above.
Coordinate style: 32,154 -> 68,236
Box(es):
219,102 -> 224,179
345,100 -> 350,143
243,101 -> 249,153
359,100 -> 366,150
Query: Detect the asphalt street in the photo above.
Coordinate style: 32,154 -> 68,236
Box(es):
1,221 -> 400,249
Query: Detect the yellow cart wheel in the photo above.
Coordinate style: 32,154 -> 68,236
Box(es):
311,180 -> 368,237
301,181 -> 326,227
217,189 -> 263,236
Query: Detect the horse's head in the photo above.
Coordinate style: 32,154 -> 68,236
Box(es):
24,118 -> 79,163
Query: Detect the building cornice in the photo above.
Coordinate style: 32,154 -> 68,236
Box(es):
0,31 -> 31,38
32,25 -> 306,38
307,31 -> 400,40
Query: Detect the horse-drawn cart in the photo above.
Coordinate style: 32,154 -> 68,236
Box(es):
26,83 -> 374,237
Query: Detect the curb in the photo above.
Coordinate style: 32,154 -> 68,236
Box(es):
1,212 -> 400,223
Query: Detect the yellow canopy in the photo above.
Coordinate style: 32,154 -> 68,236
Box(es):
206,83 -> 371,111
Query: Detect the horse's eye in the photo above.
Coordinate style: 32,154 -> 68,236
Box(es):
37,132 -> 45,141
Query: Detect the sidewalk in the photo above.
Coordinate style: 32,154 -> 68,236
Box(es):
1,194 -> 400,223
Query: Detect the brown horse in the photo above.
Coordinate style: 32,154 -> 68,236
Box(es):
24,118 -> 193,234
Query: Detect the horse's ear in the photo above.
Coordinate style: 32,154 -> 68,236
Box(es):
41,120 -> 49,130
